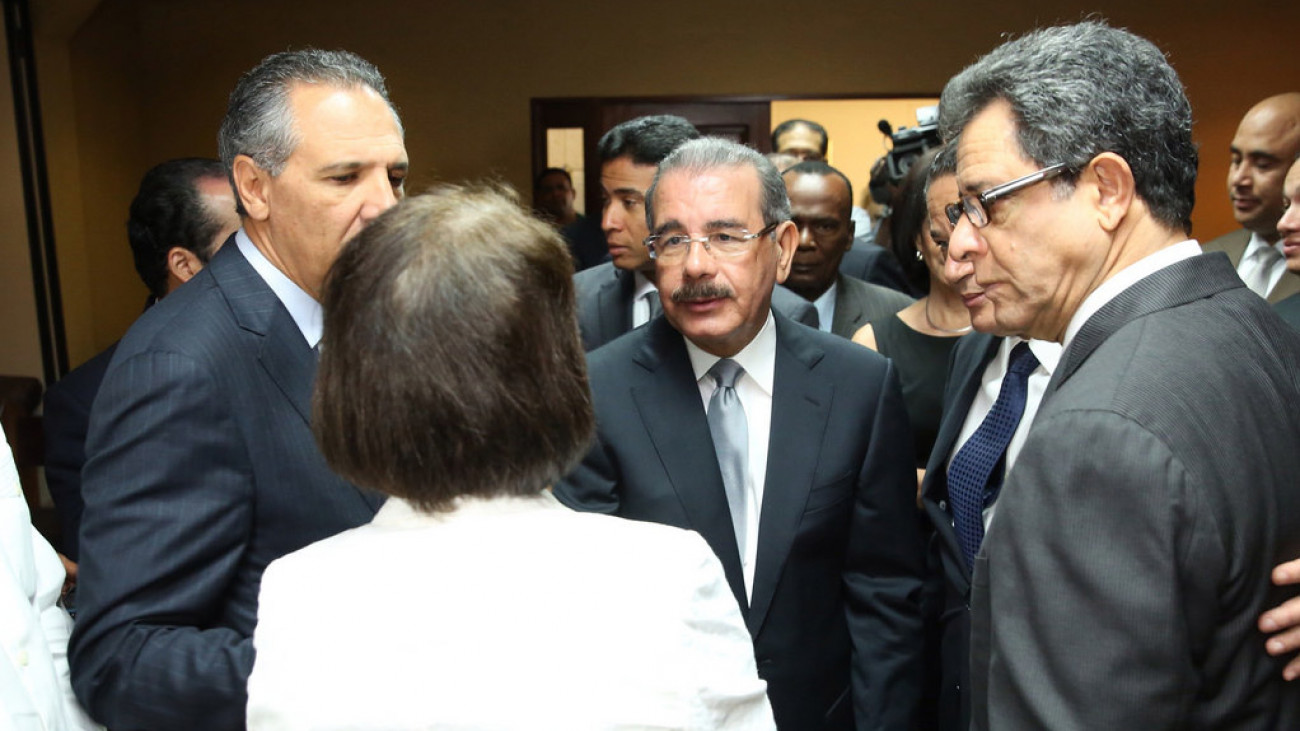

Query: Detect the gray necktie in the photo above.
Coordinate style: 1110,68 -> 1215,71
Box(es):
643,290 -> 662,322
707,358 -> 749,554
1242,244 -> 1283,298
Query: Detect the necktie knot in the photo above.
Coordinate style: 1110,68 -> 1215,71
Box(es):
1006,342 -> 1039,379
709,358 -> 745,390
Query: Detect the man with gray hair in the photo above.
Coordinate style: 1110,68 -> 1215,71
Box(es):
555,137 -> 924,730
939,21 -> 1300,728
69,49 -> 405,730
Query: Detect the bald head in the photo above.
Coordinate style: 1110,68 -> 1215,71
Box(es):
1228,92 -> 1300,240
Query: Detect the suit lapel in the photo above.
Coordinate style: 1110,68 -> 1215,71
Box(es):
629,319 -> 748,613
921,331 -> 1000,587
748,317 -> 832,635
596,267 -> 635,344
831,275 -> 863,336
1050,254 -> 1242,396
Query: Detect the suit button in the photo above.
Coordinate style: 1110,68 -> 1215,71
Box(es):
938,500 -> 947,510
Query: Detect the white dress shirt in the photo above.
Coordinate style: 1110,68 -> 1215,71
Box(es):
949,337 -> 1062,531
1,434 -> 101,731
247,493 -> 774,730
1236,232 -> 1286,299
630,271 -> 657,328
236,230 -> 323,347
811,281 -> 837,333
685,313 -> 777,600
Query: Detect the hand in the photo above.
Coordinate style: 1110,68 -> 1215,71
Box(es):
58,552 -> 78,599
1259,558 -> 1300,680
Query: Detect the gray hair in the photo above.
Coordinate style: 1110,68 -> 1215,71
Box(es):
645,137 -> 791,232
217,48 -> 402,215
938,20 -> 1197,233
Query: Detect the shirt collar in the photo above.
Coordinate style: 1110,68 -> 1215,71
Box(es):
1002,335 -> 1062,376
1062,239 -> 1201,351
236,229 -> 323,347
812,280 -> 837,333
1244,230 -> 1284,257
684,310 -> 777,397
633,270 -> 657,300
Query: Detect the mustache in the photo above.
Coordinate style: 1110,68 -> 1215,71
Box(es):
671,281 -> 734,302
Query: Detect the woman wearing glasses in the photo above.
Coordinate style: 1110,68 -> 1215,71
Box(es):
852,147 -> 970,475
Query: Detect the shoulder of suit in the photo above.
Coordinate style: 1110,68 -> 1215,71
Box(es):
839,273 -> 915,306
775,312 -> 891,374
573,261 -> 619,293
1201,228 -> 1249,253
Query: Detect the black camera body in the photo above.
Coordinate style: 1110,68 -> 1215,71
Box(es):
869,106 -> 943,205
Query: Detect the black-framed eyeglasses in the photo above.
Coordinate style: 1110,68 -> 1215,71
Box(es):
645,223 -> 779,262
945,163 -> 1069,229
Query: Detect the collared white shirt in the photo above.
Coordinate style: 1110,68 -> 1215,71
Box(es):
1062,240 -> 1203,351
811,281 -> 837,333
630,272 -> 658,329
1236,232 -> 1287,298
685,313 -> 777,601
236,230 -> 323,348
948,337 -> 1062,531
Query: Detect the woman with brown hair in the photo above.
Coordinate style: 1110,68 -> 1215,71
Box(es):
246,184 -> 774,730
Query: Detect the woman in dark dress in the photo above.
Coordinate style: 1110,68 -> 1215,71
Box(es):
853,146 -> 969,477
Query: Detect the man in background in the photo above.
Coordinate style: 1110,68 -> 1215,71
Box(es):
1203,93 -> 1300,302
43,157 -> 239,564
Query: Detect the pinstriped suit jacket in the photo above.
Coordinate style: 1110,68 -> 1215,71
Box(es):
69,239 -> 382,731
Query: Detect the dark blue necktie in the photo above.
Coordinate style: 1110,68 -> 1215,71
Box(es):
947,342 -> 1040,569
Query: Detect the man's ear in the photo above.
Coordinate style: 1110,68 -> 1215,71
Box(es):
773,220 -> 798,284
166,246 -> 204,285
232,154 -> 270,222
1086,152 -> 1135,233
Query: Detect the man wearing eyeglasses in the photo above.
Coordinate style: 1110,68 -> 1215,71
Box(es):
936,21 -> 1300,730
555,137 -> 925,730
574,116 -> 815,352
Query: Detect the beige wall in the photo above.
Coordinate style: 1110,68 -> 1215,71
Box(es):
27,0 -> 1298,367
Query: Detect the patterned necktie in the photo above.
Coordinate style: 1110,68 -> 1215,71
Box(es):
1242,244 -> 1283,298
947,342 -> 1040,569
706,358 -> 749,554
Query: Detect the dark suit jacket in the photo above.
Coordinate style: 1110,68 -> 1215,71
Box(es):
1202,228 -> 1300,303
574,261 -> 818,351
970,253 -> 1300,730
42,342 -> 116,560
554,314 -> 925,730
830,273 -> 915,338
918,331 -> 999,731
69,241 -> 383,731
840,240 -> 917,296
1275,292 -> 1300,331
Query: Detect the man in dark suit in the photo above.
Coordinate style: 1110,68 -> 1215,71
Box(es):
575,116 -> 815,351
43,158 -> 238,563
555,137 -> 924,730
781,160 -> 913,338
1202,93 -> 1300,303
68,50 -> 406,730
934,21 -> 1300,729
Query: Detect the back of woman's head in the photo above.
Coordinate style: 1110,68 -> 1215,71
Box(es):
888,147 -> 943,295
313,183 -> 594,511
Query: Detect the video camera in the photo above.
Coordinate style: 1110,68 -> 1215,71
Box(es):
868,106 -> 943,205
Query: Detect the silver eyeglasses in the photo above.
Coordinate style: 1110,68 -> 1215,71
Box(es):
645,223 -> 778,262
945,163 -> 1069,228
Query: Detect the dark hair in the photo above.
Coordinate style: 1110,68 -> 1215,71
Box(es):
772,119 -> 829,157
313,184 -> 594,512
887,148 -> 942,295
596,115 -> 699,166
534,167 -> 572,189
938,20 -> 1196,233
783,160 -> 854,208
218,48 -> 401,216
127,158 -> 231,298
647,137 -> 791,232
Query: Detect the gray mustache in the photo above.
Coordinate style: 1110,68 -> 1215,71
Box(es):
671,282 -> 735,302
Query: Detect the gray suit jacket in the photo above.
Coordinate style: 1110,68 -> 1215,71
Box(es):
555,314 -> 925,730
69,241 -> 382,730
1202,228 -> 1300,303
574,262 -> 818,351
831,273 -> 914,338
970,252 -> 1300,730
